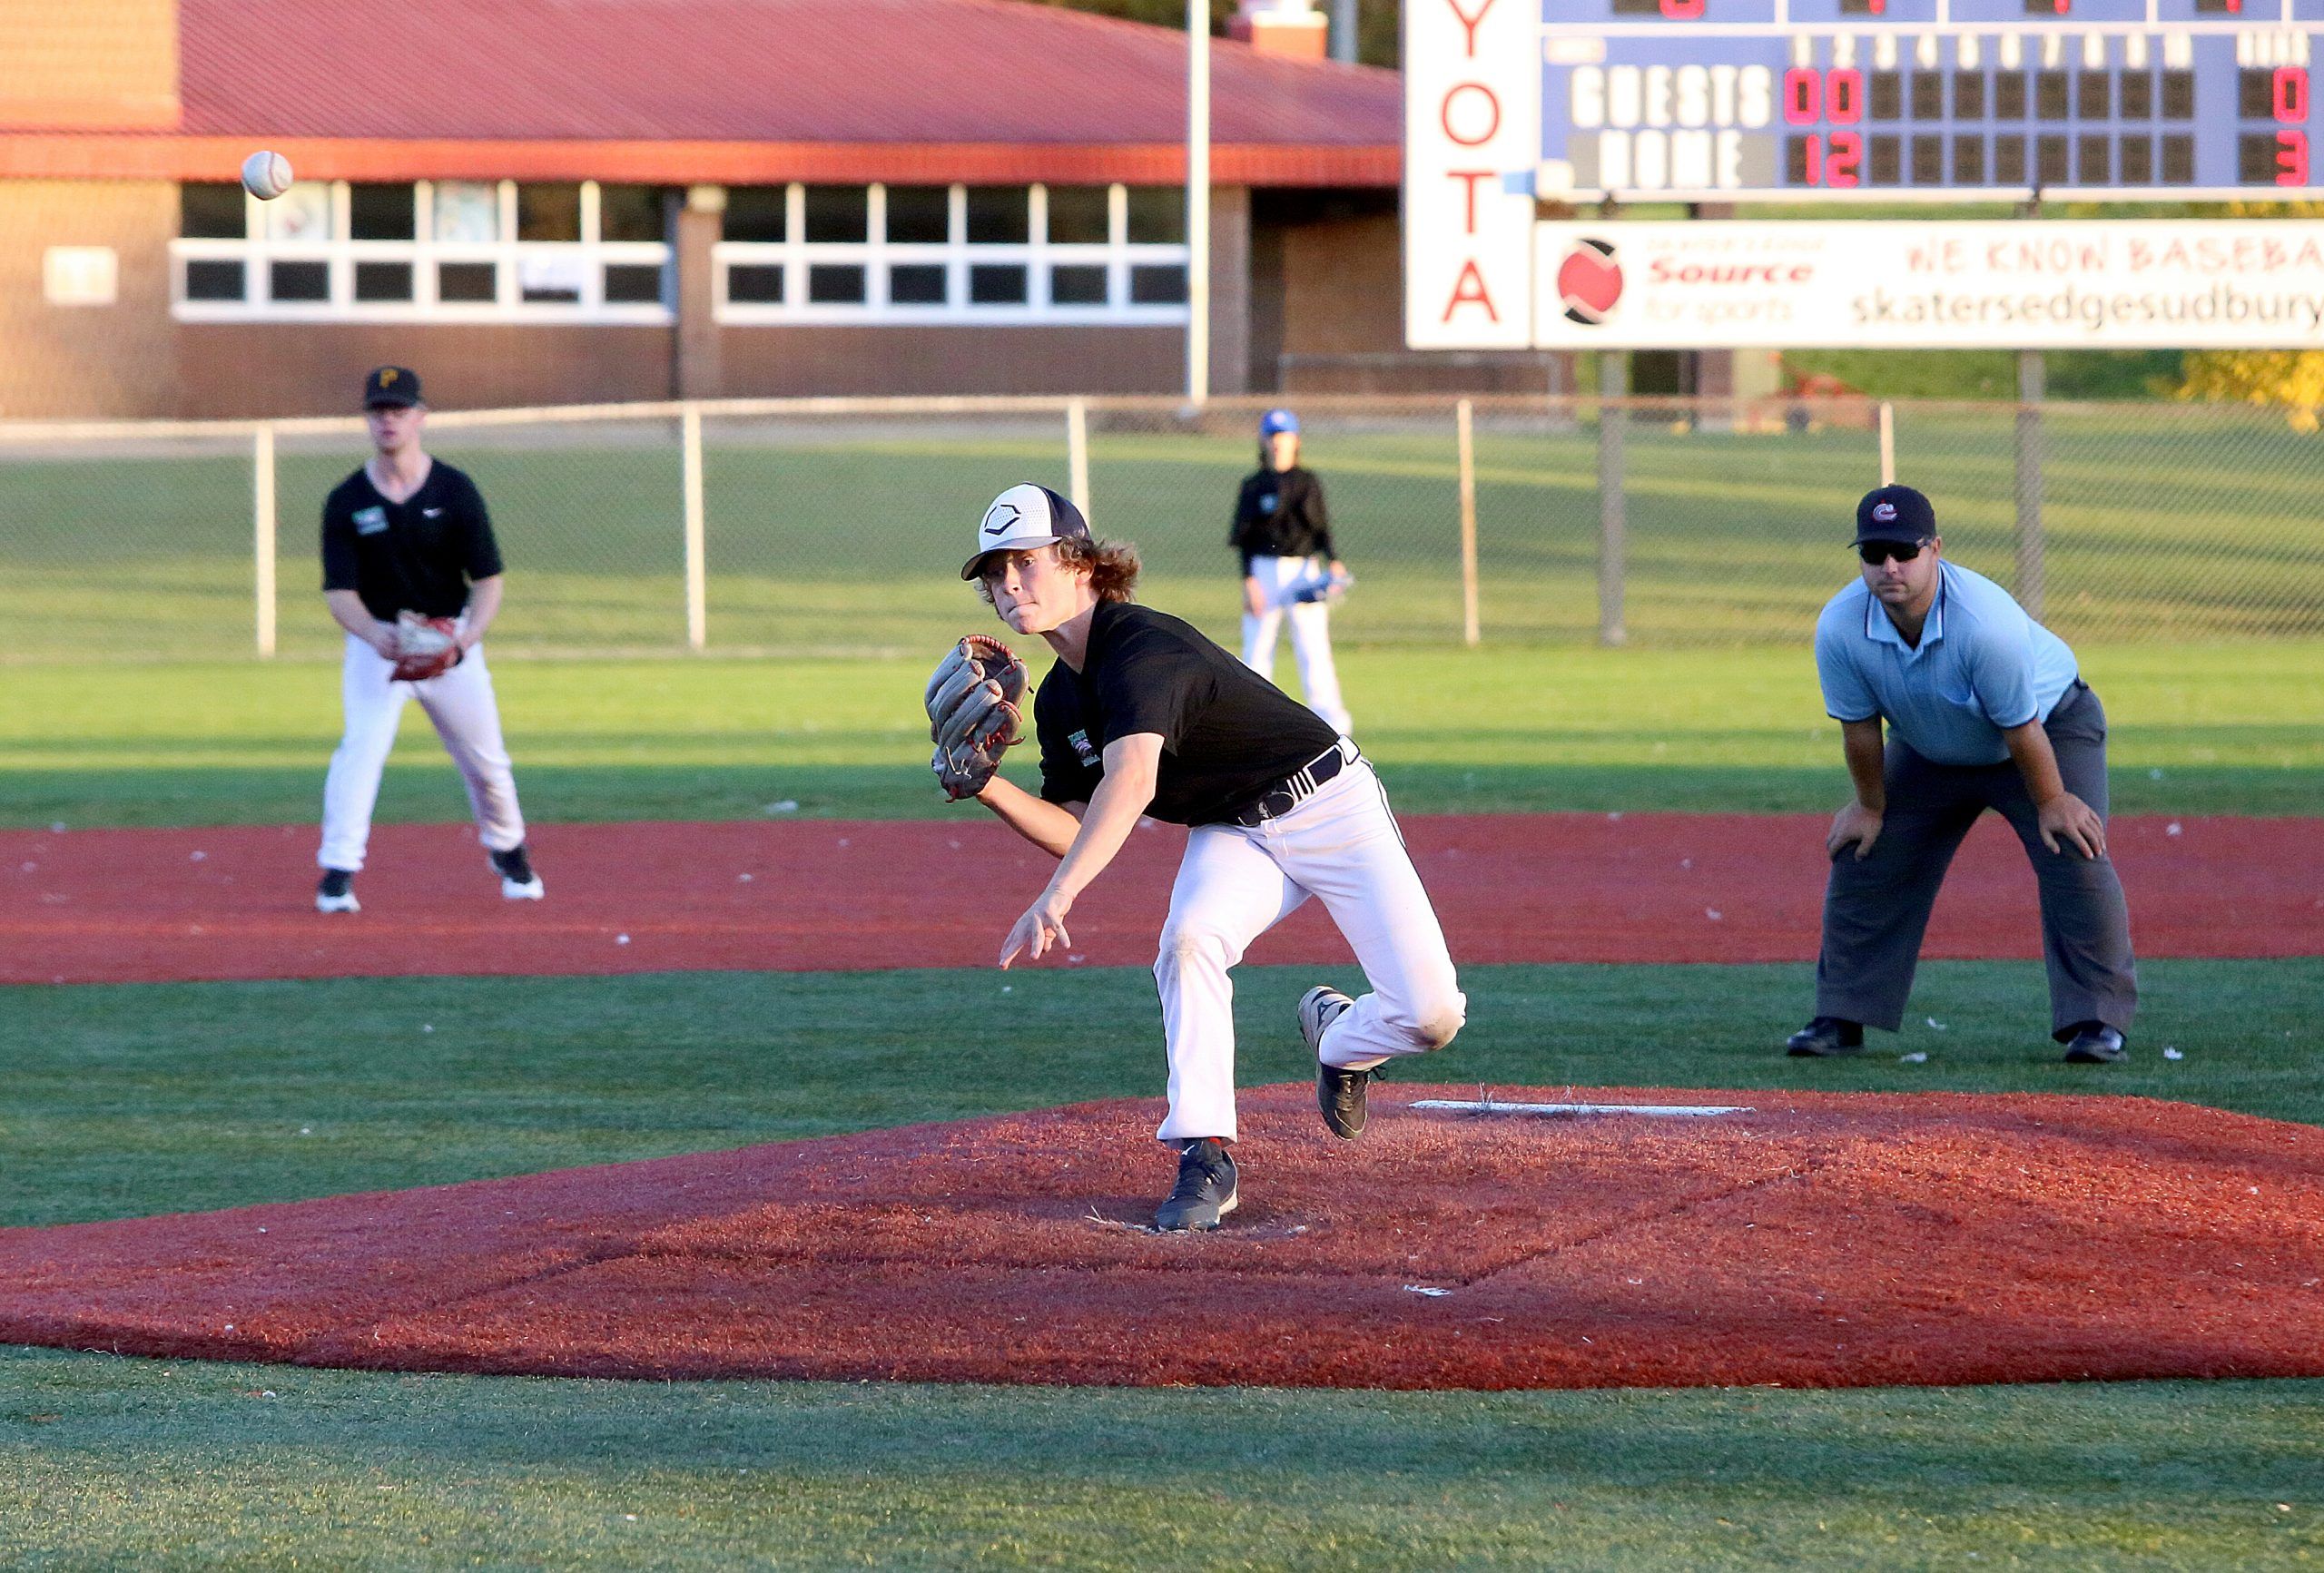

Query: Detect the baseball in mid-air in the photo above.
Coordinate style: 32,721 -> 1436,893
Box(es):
241,150 -> 294,201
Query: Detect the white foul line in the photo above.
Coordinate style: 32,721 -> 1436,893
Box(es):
1410,1100 -> 1752,1118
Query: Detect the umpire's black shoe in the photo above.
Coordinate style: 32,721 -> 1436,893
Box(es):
1154,1138 -> 1237,1232
2061,1023 -> 2128,1064
1786,1016 -> 1865,1057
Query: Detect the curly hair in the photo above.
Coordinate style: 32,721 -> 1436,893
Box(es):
974,536 -> 1142,606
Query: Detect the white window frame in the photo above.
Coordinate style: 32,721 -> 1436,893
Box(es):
170,179 -> 675,325
714,182 -> 1190,326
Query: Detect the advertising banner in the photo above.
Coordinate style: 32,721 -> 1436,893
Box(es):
1404,0 -> 1539,349
1532,221 -> 2324,349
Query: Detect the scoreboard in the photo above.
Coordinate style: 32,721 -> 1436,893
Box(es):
1539,0 -> 2321,199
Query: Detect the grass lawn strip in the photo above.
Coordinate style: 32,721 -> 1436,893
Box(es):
3,1352 -> 2319,1571
4,644 -> 2319,827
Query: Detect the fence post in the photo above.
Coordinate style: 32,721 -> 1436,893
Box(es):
1455,398 -> 1481,646
1877,400 -> 1896,485
1597,351 -> 1627,647
681,402 -> 707,652
1067,397 -> 1091,522
2014,351 -> 2045,619
252,423 -> 277,658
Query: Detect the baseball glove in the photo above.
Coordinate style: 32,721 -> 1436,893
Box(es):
389,614 -> 463,683
925,634 -> 1029,801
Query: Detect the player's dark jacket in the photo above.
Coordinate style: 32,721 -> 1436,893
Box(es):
1229,465 -> 1334,575
321,461 -> 503,622
1035,601 -> 1340,826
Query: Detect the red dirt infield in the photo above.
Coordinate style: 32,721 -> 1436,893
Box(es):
5,812 -> 2316,985
5,1086 -> 2321,1391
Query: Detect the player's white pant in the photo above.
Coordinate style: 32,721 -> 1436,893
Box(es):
1152,750 -> 1464,1144
1240,554 -> 1352,734
318,632 -> 527,872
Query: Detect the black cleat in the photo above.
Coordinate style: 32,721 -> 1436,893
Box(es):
1786,1016 -> 1865,1057
489,843 -> 545,900
315,869 -> 359,914
1154,1138 -> 1237,1232
1300,986 -> 1371,1138
2062,1023 -> 2127,1064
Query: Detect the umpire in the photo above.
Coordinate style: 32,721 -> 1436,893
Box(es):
1787,484 -> 2136,1064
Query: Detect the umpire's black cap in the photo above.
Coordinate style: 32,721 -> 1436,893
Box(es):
363,366 -> 423,408
1854,484 -> 1935,546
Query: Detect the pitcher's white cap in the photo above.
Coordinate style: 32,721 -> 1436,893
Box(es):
961,483 -> 1090,580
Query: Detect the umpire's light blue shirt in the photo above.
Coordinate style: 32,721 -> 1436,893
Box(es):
1815,561 -> 2080,767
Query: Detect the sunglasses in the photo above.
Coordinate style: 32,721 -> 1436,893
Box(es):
1857,539 -> 1929,565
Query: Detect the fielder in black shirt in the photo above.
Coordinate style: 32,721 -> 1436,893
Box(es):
313,365 -> 542,914
321,462 -> 501,623
1227,408 -> 1353,733
955,484 -> 1464,1234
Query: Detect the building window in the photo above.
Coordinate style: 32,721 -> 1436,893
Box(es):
808,263 -> 866,304
890,263 -> 949,304
724,186 -> 788,243
886,186 -> 951,245
1049,263 -> 1108,305
804,186 -> 868,243
354,261 -> 414,302
714,182 -> 1189,324
170,178 -> 674,322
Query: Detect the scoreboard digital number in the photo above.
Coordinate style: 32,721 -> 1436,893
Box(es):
1539,0 -> 2321,198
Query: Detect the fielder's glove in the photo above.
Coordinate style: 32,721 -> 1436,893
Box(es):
389,613 -> 463,683
925,634 -> 1029,801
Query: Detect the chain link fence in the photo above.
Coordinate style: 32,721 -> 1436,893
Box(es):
2,393 -> 2317,663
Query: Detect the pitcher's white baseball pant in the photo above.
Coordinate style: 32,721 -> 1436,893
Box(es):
318,632 -> 527,872
1152,751 -> 1464,1144
1239,554 -> 1352,734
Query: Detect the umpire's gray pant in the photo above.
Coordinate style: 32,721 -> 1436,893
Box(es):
1815,682 -> 2137,1040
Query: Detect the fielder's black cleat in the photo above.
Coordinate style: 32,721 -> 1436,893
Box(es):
490,843 -> 545,900
1154,1138 -> 1237,1232
1786,1016 -> 1865,1057
2061,1023 -> 2127,1064
315,869 -> 359,915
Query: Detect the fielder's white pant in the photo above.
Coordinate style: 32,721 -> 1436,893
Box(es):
1240,554 -> 1352,735
319,632 -> 527,872
1153,747 -> 1464,1144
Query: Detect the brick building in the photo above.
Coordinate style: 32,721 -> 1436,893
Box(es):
0,0 -> 1408,418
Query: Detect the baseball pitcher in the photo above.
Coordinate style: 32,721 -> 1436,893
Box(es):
929,484 -> 1465,1232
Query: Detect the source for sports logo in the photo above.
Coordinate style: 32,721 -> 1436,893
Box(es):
1556,237 -> 1623,326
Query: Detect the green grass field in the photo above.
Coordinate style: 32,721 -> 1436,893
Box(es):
6,960 -> 2324,1568
4,621 -> 2319,1566
5,642 -> 2320,829
6,402 -> 2321,662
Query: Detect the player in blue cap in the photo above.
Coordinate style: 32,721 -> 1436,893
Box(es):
1229,408 -> 1352,734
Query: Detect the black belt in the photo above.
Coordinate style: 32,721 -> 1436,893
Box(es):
1230,742 -> 1353,828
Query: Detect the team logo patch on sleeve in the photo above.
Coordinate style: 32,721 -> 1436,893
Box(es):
352,506 -> 389,536
1068,728 -> 1100,766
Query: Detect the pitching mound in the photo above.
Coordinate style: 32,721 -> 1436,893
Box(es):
5,1086 -> 2321,1390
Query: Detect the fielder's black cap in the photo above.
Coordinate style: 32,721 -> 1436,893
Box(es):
363,366 -> 422,408
1854,484 -> 1935,546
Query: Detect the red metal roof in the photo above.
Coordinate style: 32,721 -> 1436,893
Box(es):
172,0 -> 1397,157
